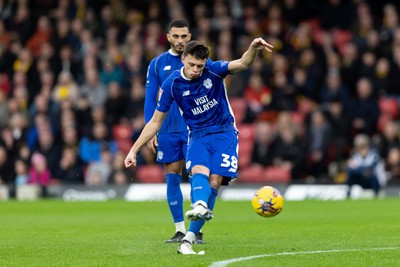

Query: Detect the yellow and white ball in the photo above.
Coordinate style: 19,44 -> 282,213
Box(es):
251,186 -> 284,218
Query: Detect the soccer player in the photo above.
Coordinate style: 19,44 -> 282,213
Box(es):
144,19 -> 205,244
125,38 -> 273,254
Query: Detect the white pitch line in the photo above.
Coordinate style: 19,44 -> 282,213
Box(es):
209,247 -> 400,267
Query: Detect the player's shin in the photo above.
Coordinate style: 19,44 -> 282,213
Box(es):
166,173 -> 184,223
191,173 -> 211,207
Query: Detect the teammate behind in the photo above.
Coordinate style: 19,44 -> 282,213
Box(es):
144,19 -> 204,244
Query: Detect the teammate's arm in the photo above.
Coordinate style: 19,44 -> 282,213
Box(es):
144,60 -> 160,122
124,110 -> 167,168
144,60 -> 160,153
228,38 -> 273,74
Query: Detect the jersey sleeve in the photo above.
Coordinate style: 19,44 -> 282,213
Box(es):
144,59 -> 159,123
207,60 -> 230,78
156,78 -> 174,113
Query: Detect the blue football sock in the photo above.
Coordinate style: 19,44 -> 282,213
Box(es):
188,175 -> 193,202
208,188 -> 219,210
166,173 -> 183,223
188,219 -> 205,234
188,187 -> 219,234
191,173 -> 211,206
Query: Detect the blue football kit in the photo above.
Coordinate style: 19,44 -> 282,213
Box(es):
157,59 -> 239,236
145,49 -> 188,164
145,49 -> 189,226
157,60 -> 239,182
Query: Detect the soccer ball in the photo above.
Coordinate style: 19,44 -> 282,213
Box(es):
251,186 -> 284,218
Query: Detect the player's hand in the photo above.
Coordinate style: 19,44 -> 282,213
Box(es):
124,151 -> 137,168
251,37 -> 273,52
146,135 -> 158,154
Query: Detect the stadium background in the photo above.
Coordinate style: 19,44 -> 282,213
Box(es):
0,0 -> 400,200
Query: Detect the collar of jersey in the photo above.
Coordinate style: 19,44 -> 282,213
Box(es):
168,49 -> 180,56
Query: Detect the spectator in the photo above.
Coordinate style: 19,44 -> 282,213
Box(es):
99,56 -> 124,86
346,134 -> 387,197
243,72 -> 272,122
10,4 -> 34,44
52,71 -> 80,107
324,99 -> 352,163
109,151 -> 133,185
319,69 -> 349,106
271,71 -> 297,111
386,147 -> 400,184
33,128 -> 62,179
78,121 -> 118,164
251,121 -> 276,167
0,90 -> 9,128
372,57 -> 395,96
373,119 -> 400,159
85,145 -> 112,186
28,152 -> 50,186
349,77 -> 379,135
304,109 -> 332,180
271,124 -> 304,180
80,68 -> 108,108
104,81 -> 128,126
58,147 -> 84,184
0,145 -> 15,184
14,158 -> 29,186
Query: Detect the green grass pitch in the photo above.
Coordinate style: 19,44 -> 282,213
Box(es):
1,198 -> 399,267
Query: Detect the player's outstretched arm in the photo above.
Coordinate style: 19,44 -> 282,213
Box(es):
228,37 -> 273,74
124,110 -> 166,168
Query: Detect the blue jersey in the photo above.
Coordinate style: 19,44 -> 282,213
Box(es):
157,60 -> 237,141
144,49 -> 187,133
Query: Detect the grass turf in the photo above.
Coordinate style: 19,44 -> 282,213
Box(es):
0,198 -> 399,267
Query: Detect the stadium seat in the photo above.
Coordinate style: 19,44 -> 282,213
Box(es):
238,124 -> 255,169
238,138 -> 254,169
135,165 -> 166,183
238,165 -> 264,183
378,97 -> 399,118
262,167 -> 291,183
113,124 -> 133,153
230,97 -> 247,124
237,123 -> 255,141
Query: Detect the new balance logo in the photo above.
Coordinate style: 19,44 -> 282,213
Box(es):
182,90 -> 190,96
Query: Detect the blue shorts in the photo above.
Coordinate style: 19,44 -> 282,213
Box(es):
186,130 -> 238,185
156,132 -> 188,164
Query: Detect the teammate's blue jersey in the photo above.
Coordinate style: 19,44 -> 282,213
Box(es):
157,60 -> 237,141
144,49 -> 187,133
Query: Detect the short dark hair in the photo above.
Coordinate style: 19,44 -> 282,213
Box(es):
183,40 -> 210,59
168,19 -> 189,31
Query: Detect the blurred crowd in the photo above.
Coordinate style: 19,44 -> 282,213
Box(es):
0,0 -> 400,189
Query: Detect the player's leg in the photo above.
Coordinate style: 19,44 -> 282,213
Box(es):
185,174 -> 222,244
185,165 -> 213,221
183,137 -> 213,221
157,133 -> 186,243
164,160 -> 186,243
188,175 -> 206,244
186,130 -> 238,223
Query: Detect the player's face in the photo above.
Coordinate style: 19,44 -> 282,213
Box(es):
167,27 -> 191,54
182,54 -> 207,79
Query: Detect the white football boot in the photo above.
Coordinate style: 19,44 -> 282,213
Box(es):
185,202 -> 213,221
177,241 -> 196,255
